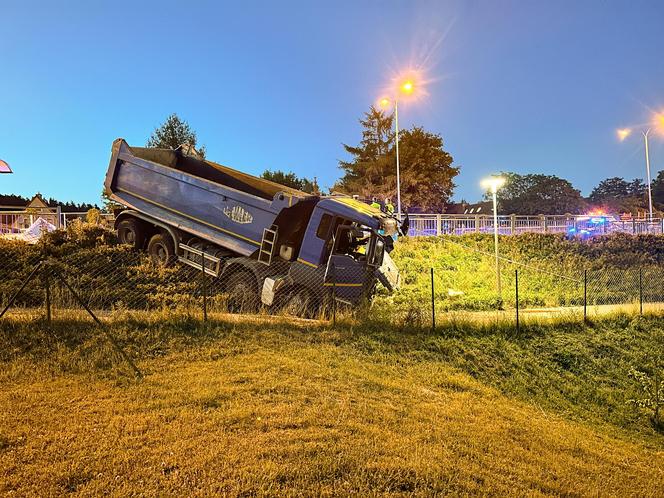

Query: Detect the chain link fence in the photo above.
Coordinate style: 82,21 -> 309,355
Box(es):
3,238 -> 664,333
0,245 -> 382,324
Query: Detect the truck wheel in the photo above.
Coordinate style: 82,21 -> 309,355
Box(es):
147,233 -> 175,267
283,287 -> 317,318
225,269 -> 258,313
117,218 -> 145,249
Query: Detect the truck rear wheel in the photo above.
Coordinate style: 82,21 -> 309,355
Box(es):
117,218 -> 145,249
147,233 -> 175,267
225,269 -> 258,313
282,287 -> 317,318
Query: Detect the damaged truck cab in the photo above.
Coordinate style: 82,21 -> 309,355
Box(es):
104,139 -> 399,314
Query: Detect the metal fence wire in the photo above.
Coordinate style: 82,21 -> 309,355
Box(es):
2,243 -> 664,328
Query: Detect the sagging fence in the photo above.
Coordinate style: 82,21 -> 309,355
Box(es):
2,242 -> 663,332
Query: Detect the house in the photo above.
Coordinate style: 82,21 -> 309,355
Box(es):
0,193 -> 60,233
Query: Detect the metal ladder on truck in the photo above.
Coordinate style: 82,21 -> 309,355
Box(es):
258,225 -> 278,265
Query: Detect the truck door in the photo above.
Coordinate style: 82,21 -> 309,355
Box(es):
324,224 -> 371,304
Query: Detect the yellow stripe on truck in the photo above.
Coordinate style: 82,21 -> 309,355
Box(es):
117,187 -> 261,246
296,258 -> 318,268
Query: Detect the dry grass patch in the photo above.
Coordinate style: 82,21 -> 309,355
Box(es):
0,321 -> 662,496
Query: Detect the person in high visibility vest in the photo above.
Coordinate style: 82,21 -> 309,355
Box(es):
384,198 -> 395,215
370,197 -> 381,210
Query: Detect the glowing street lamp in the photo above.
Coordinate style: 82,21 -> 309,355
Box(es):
481,176 -> 506,297
379,78 -> 416,220
617,125 -> 654,220
617,128 -> 632,142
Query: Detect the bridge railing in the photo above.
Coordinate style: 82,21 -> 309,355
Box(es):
407,214 -> 664,236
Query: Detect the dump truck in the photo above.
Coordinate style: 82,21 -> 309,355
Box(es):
104,139 -> 400,313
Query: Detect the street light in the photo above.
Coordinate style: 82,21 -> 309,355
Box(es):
618,127 -> 654,220
617,112 -> 664,221
379,79 -> 416,221
481,176 -> 506,297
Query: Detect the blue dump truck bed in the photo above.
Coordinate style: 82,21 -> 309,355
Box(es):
105,138 -> 313,256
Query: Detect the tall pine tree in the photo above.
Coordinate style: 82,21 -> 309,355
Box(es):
336,106 -> 459,211
146,113 -> 206,158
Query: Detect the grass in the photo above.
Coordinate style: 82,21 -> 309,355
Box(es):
1,312 -> 663,495
372,234 -> 664,314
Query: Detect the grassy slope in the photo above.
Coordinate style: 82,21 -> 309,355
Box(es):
382,233 -> 664,311
1,314 -> 662,496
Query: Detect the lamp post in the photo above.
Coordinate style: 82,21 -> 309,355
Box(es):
481,176 -> 506,297
379,80 -> 415,220
617,127 -> 653,220
643,129 -> 653,221
617,111 -> 664,221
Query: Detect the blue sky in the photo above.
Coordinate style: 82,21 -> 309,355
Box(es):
2,0 -> 664,205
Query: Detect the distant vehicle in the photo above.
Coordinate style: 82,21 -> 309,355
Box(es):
104,139 -> 400,315
567,214 -> 617,238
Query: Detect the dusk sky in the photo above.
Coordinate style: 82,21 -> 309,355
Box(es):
2,0 -> 664,205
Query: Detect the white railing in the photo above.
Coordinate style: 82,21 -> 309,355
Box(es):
59,211 -> 114,227
0,207 -> 61,243
0,208 -> 114,243
407,214 -> 664,236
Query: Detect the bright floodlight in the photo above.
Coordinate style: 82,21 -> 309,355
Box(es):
617,128 -> 632,141
655,113 -> 664,134
481,176 -> 506,193
401,80 -> 414,94
379,98 -> 391,108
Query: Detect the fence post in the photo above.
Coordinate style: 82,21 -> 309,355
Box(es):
639,267 -> 643,315
430,267 -> 436,331
436,214 -> 442,236
515,269 -> 519,332
201,250 -> 208,321
583,269 -> 588,323
510,214 -> 516,235
44,267 -> 51,323
332,263 -> 336,326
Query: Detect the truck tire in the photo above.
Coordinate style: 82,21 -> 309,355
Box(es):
117,218 -> 145,249
224,269 -> 259,313
147,233 -> 175,267
282,287 -> 317,318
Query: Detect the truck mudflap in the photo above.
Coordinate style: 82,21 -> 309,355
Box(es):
261,275 -> 292,306
376,251 -> 400,291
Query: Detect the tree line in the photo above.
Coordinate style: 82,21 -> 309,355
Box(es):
7,112 -> 657,216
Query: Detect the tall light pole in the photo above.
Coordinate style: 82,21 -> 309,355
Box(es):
379,79 -> 414,220
617,111 -> 664,221
617,127 -> 653,220
643,129 -> 653,221
481,176 -> 506,297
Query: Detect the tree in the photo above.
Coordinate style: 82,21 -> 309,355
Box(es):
261,170 -> 320,194
651,170 -> 664,210
589,177 -> 648,213
492,172 -> 586,215
101,187 -> 124,213
146,113 -> 206,158
336,106 -> 458,211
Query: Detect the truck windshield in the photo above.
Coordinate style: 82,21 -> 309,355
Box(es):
332,223 -> 383,265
